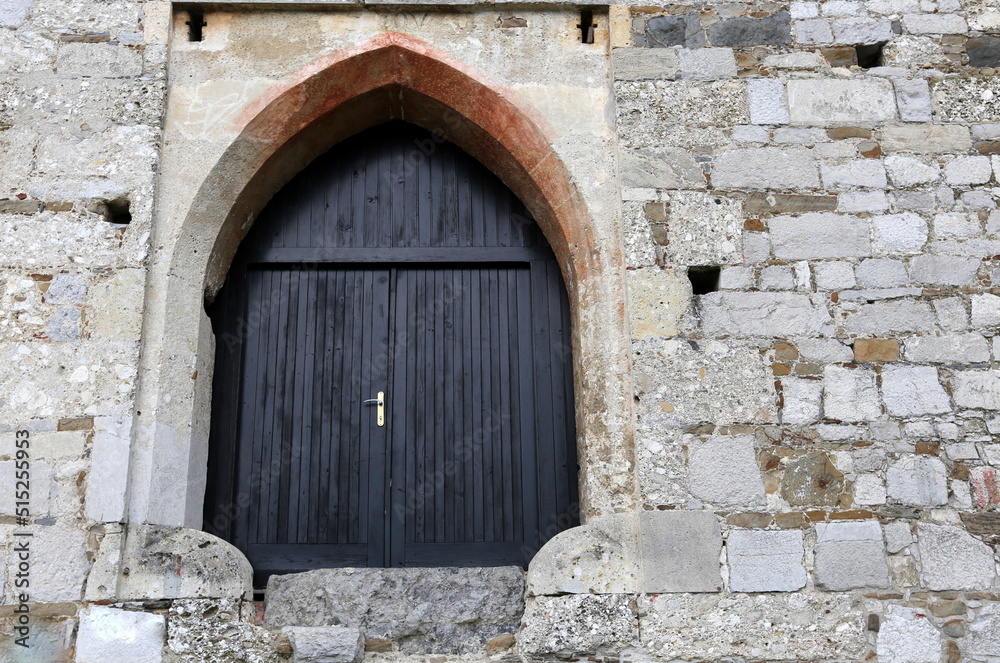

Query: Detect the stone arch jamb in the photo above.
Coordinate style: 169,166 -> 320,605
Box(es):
128,33 -> 636,538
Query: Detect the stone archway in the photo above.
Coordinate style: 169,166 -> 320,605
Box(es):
127,33 -> 635,569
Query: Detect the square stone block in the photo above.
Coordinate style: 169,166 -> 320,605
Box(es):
640,510 -> 723,593
813,521 -> 890,590
727,529 -> 806,592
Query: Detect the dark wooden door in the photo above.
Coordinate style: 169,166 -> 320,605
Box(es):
205,123 -> 577,584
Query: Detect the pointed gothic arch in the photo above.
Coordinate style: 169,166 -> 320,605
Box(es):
129,33 -> 635,543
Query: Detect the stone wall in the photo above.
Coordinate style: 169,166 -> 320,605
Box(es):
0,0 -> 997,662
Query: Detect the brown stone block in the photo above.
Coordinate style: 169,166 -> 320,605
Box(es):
975,140 -> 1000,155
727,512 -> 773,528
0,199 -> 42,214
486,634 -> 516,653
829,509 -> 874,520
774,511 -> 807,528
828,126 -> 872,140
44,201 -> 75,212
859,141 -> 882,159
774,341 -> 798,361
960,512 -> 1000,537
821,46 -> 856,67
744,192 -> 838,214
853,338 -> 899,363
793,362 -> 822,375
773,362 -> 791,376
58,417 -> 94,431
915,441 -> 940,455
930,600 -> 967,617
366,638 -> 394,653
805,510 -> 827,521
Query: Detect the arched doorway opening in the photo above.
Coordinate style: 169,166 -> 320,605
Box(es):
205,123 -> 579,584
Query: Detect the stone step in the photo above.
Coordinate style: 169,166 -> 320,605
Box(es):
264,567 -> 525,655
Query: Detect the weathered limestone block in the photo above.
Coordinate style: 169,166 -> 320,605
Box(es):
688,436 -> 766,509
770,213 -> 870,259
266,567 -> 524,654
639,592 -> 867,660
855,258 -> 908,288
76,606 -> 165,663
884,155 -> 940,187
632,338 -> 777,427
814,261 -> 857,290
873,213 -> 928,254
627,268 -> 689,340
707,12 -> 792,46
972,293 -> 1000,327
56,43 -> 144,78
820,160 -> 887,189
712,147 -> 819,189
619,146 -> 703,189
881,125 -> 973,153
781,376 -> 822,424
944,155 -> 993,186
887,456 -> 948,506
518,594 -> 638,656
780,451 -> 846,506
854,473 -> 887,505
901,13 -> 968,34
917,523 -> 997,590
115,526 -> 253,600
645,13 -> 702,48
615,80 -> 749,146
527,513 -> 639,595
953,369 -> 1000,410
700,292 -> 835,337
11,524 -> 90,602
967,602 -> 1000,658
903,334 -> 991,363
640,510 -> 723,593
612,48 -> 679,81
747,78 -> 789,125
664,191 -> 742,265
823,365 -> 882,422
894,78 -> 932,123
283,626 -> 364,663
85,416 -> 131,522
727,529 -> 807,592
881,365 -> 951,416
841,300 -> 936,334
814,521 -> 890,590
787,79 -> 897,126
677,47 -> 737,80
877,606 -> 942,663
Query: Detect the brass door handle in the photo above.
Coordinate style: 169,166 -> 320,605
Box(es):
364,391 -> 385,427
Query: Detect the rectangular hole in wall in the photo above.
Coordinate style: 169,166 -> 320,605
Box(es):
578,10 -> 595,44
855,42 -> 886,69
187,9 -> 206,42
688,266 -> 721,295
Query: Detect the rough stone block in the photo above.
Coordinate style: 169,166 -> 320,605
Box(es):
727,529 -> 806,592
968,36 -> 1000,68
763,51 -> 826,69
903,334 -> 991,363
813,521 -> 890,590
770,213 -> 870,259
894,78 -> 932,123
917,523 -> 997,590
854,473 -> 887,505
744,192 -> 837,214
619,147 -> 703,189
884,155 -> 940,186
665,191 -> 742,265
678,47 -> 737,80
708,12 -> 791,46
760,265 -> 795,290
831,17 -> 893,44
884,521 -> 913,553
528,514 -> 639,595
519,594 -> 638,655
639,592 -> 866,659
688,435 -> 766,508
48,306 -> 81,341
76,606 -> 165,663
820,160 -> 887,189
85,417 -> 131,522
881,125 -> 972,154
265,567 -> 524,654
56,43 -> 144,78
853,338 -> 900,362
935,211 -> 979,238
612,48 -> 680,80
877,606 -> 942,663
886,456 -> 947,506
640,510 -> 723,593
881,365 -> 951,416
627,268 -> 688,340
787,79 -> 897,126
944,155 -> 993,185
839,191 -> 889,212
794,18 -> 833,44
854,259 -> 907,288
971,466 -> 1000,508
967,603 -> 1000,658
712,147 -> 819,189
0,0 -> 32,28
781,376 -> 822,424
699,291 -> 835,337
953,369 -> 1000,410
645,13 -> 702,48
283,626 -> 364,663
872,213 -> 928,254
972,293 -> 1000,327
909,254 -> 980,286
823,365 -> 882,421
814,261 -> 856,290
781,451 -> 845,506
902,13 -> 968,34
799,338 -> 854,362
748,79 -> 789,125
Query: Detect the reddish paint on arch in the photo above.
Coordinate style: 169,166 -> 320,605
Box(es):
229,32 -> 597,281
